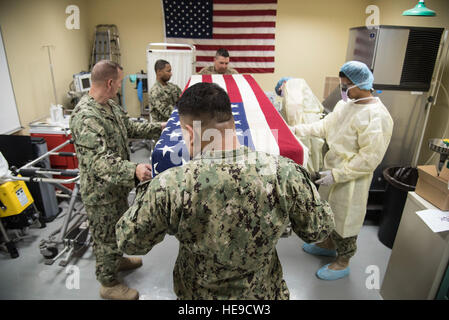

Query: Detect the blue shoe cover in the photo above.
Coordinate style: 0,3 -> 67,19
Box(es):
302,243 -> 337,257
316,263 -> 350,280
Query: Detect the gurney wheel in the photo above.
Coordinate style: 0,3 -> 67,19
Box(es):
42,247 -> 58,259
6,241 -> 19,259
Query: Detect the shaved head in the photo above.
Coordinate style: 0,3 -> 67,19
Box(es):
177,82 -> 233,128
91,60 -> 123,83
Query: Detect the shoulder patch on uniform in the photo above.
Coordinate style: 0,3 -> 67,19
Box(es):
83,117 -> 105,135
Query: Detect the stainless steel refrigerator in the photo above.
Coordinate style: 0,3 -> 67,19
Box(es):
322,25 -> 445,216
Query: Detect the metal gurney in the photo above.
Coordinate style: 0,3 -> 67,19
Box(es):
0,140 -> 90,265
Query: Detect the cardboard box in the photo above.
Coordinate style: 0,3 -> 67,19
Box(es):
415,165 -> 449,210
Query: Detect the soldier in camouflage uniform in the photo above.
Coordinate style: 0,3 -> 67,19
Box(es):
69,60 -> 163,300
198,48 -> 238,75
148,60 -> 182,122
116,82 -> 335,300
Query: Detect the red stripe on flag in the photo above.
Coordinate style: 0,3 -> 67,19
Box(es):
213,10 -> 276,16
194,45 -> 275,51
196,56 -> 274,62
213,33 -> 275,39
222,75 -> 242,104
202,75 -> 213,83
242,75 -> 304,164
214,0 -> 277,4
195,67 -> 275,73
213,21 -> 276,28
234,68 -> 275,73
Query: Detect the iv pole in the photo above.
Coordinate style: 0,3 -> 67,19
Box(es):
42,45 -> 59,106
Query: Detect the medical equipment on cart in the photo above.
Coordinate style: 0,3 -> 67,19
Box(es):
0,140 -> 90,265
73,72 -> 91,93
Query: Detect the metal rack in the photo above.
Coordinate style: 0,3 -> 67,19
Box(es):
90,24 -> 121,70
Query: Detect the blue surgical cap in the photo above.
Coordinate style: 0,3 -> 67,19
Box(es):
275,77 -> 292,96
340,61 -> 374,91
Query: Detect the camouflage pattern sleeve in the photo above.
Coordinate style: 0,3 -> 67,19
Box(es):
151,102 -> 173,122
123,113 -> 162,140
197,66 -> 214,75
197,67 -> 207,75
149,89 -> 170,122
116,168 -> 183,255
148,84 -> 178,122
108,99 -> 162,140
72,116 -> 137,187
285,164 -> 335,243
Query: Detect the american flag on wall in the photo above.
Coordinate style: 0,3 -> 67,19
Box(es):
162,0 -> 277,73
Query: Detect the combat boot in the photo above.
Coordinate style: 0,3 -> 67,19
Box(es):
118,257 -> 143,272
100,282 -> 139,300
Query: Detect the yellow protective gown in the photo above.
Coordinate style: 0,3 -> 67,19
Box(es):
294,98 -> 393,238
280,78 -> 325,175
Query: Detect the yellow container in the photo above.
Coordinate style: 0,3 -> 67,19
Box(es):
0,179 -> 34,218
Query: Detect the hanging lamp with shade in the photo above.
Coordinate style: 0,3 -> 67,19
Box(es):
402,0 -> 436,16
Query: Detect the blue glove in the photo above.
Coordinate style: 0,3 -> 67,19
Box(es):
275,77 -> 292,96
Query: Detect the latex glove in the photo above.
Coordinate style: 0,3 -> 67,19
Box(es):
315,170 -> 334,186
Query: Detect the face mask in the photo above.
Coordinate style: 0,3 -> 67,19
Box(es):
340,83 -> 357,102
340,81 -> 372,103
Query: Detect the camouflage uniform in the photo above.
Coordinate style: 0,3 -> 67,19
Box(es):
69,94 -> 162,285
198,65 -> 238,75
148,81 -> 182,122
116,146 -> 335,299
331,231 -> 357,259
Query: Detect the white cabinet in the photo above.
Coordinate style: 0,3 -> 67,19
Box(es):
380,192 -> 449,299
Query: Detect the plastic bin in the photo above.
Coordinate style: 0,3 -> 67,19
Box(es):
378,166 -> 418,249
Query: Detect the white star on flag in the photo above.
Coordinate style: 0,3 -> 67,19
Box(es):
232,112 -> 240,116
168,131 -> 182,139
158,145 -> 175,156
